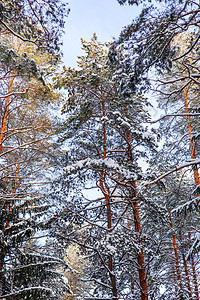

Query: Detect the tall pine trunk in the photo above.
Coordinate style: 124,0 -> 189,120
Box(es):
99,90 -> 118,300
0,74 -> 15,153
0,73 -> 15,296
179,232 -> 192,299
127,136 -> 148,300
184,88 -> 199,300
168,210 -> 183,293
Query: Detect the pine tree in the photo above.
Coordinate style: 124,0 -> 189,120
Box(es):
52,34 -> 158,300
0,0 -> 69,54
0,36 -> 69,299
112,2 -> 200,297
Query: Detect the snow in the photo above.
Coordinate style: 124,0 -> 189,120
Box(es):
65,157 -> 137,181
106,244 -> 117,255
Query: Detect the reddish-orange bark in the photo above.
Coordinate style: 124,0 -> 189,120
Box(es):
99,87 -> 118,300
179,233 -> 192,299
0,74 -> 16,285
184,88 -> 200,194
168,210 -> 182,289
184,88 -> 199,300
127,136 -> 148,300
132,195 -> 148,300
0,74 -> 15,153
127,213 -> 135,296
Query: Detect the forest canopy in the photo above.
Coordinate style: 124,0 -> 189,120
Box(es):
0,0 -> 200,300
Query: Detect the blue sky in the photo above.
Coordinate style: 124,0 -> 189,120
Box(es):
62,1 -> 162,120
62,0 -> 141,67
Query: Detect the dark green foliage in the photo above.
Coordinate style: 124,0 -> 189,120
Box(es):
0,186 -> 70,299
113,1 -> 200,93
0,0 -> 69,54
0,43 -> 41,79
51,35 -> 162,299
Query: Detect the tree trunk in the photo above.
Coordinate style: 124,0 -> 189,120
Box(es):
188,232 -> 199,300
127,136 -> 148,300
99,89 -> 118,300
0,74 -> 15,153
0,73 -> 16,296
179,233 -> 192,299
184,88 -> 199,299
184,88 -> 200,196
127,212 -> 135,296
132,198 -> 148,300
168,210 -> 182,291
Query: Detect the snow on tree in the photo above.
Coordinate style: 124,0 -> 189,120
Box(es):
51,34 -> 161,300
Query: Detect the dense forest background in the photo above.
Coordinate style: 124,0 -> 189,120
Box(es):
0,0 -> 200,299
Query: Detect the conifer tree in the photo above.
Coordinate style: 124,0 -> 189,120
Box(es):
112,2 -> 200,297
0,0 -> 69,54
0,36 -> 69,299
52,34 -> 159,300
0,1 -> 70,298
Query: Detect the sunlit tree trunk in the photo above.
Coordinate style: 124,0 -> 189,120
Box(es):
0,74 -> 15,153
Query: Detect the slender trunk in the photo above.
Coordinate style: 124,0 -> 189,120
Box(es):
179,233 -> 192,299
184,88 -> 199,299
168,210 -> 182,291
100,88 -> 118,300
0,74 -> 15,296
184,88 -> 200,195
127,136 -> 148,300
0,74 -> 15,153
188,232 -> 199,300
6,162 -> 20,228
132,197 -> 148,300
127,213 -> 135,295
191,256 -> 199,300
